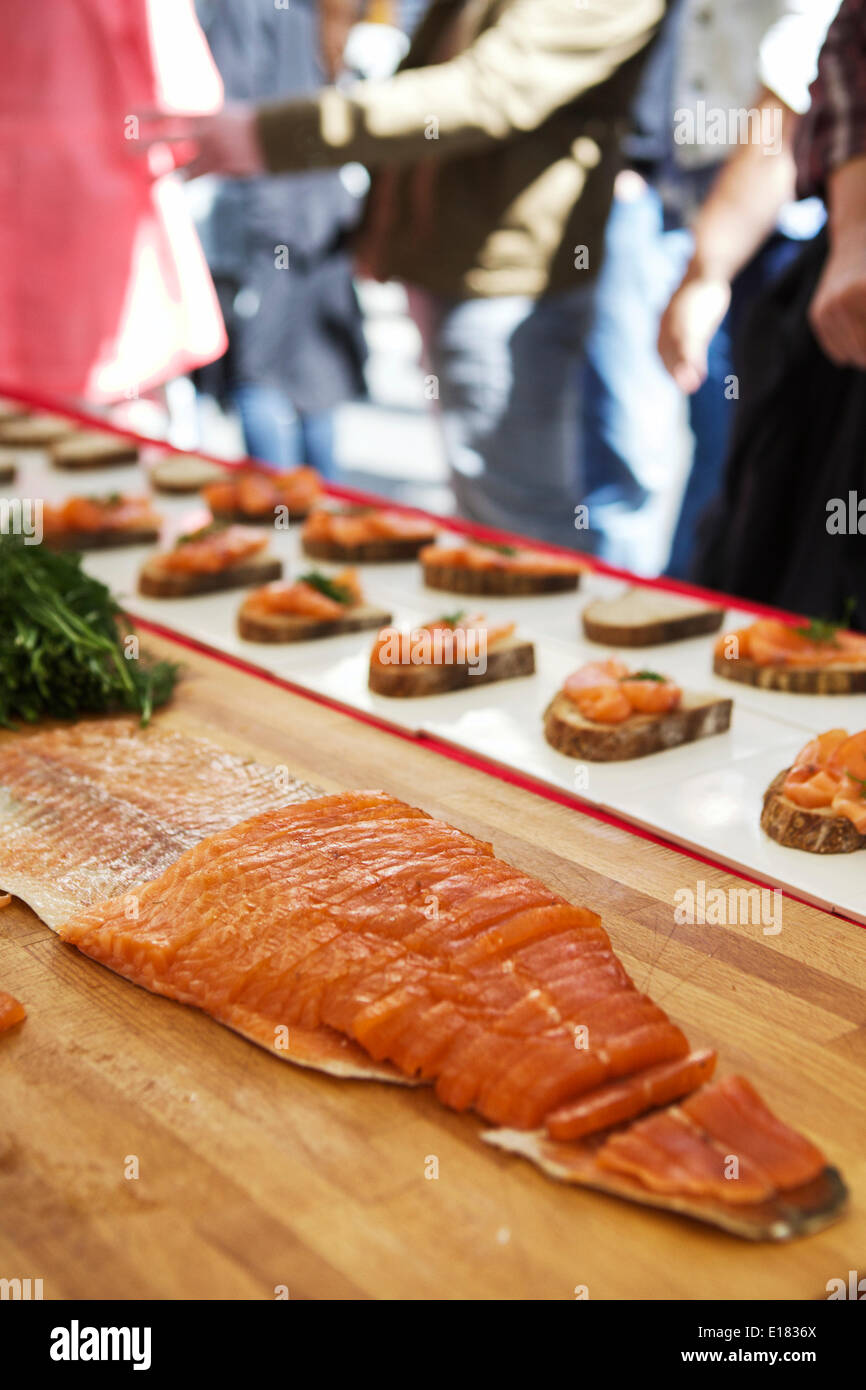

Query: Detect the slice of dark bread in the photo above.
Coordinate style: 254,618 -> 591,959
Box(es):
139,551 -> 282,598
50,432 -> 139,468
150,456 -> 228,494
544,690 -> 732,761
238,600 -> 391,644
0,414 -> 77,447
714,654 -> 866,694
369,636 -> 535,697
761,769 -> 866,853
583,588 -> 725,646
303,533 -> 435,563
423,561 -> 580,596
44,526 -> 160,552
212,504 -> 313,526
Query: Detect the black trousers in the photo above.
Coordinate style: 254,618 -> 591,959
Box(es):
695,230 -> 866,630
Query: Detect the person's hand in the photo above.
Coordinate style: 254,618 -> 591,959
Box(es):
133,103 -> 265,179
657,271 -> 732,394
318,0 -> 360,80
809,236 -> 866,369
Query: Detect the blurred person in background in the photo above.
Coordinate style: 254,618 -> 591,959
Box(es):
192,0 -> 367,474
137,0 -> 666,550
690,0 -> 866,626
579,0 -> 838,577
0,0 -> 226,419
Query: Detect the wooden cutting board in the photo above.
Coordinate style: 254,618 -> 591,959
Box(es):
1,633 -> 864,1300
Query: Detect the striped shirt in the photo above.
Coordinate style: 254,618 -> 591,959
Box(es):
797,0 -> 866,195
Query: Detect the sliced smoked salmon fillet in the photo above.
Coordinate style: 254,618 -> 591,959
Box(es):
0,990 -> 26,1031
59,791 -> 691,1131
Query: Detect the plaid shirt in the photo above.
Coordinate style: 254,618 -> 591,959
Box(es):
797,0 -> 866,196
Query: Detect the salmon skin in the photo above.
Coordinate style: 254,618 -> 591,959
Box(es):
0,719 -> 323,930
59,790 -> 692,1131
0,722 -> 410,1084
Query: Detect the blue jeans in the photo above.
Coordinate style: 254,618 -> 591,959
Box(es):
232,382 -> 337,477
410,285 -> 598,552
665,230 -> 804,578
580,188 -> 693,574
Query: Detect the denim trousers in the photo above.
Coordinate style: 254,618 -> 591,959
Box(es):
410,283 -> 599,553
231,382 -> 337,477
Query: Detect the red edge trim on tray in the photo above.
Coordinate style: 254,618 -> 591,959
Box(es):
130,612 -> 862,932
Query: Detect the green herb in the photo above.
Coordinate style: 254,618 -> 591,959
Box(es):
629,670 -> 666,682
297,571 -> 354,605
846,771 -> 866,798
176,520 -> 228,546
477,541 -> 519,557
796,597 -> 857,646
436,610 -> 467,628
0,536 -> 180,728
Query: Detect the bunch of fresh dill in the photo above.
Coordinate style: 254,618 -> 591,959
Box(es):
0,536 -> 179,727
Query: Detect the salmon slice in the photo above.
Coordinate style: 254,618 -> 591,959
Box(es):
59,791 -> 690,1131
828,730 -> 866,783
162,525 -> 267,574
546,1049 -> 717,1140
595,1076 -> 828,1205
716,618 -> 866,668
203,467 -> 322,518
596,1108 -> 775,1204
371,613 -> 518,666
781,728 -> 866,830
680,1075 -> 826,1191
562,661 -> 682,724
418,543 -> 585,575
304,509 -> 434,547
0,991 -> 26,1032
42,495 -> 161,536
619,676 -> 681,714
244,569 -> 363,619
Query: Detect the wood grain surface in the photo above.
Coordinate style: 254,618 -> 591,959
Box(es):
1,633 -> 864,1300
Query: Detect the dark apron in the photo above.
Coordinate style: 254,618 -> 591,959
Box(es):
696,230 -> 866,631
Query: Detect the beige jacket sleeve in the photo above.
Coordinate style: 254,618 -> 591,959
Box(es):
256,0 -> 666,171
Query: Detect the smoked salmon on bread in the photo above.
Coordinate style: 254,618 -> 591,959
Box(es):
238,569 -> 391,643
545,659 -> 732,761
302,507 -> 437,562
762,729 -> 866,853
42,494 -> 161,550
203,466 -> 322,523
714,617 -> 866,694
421,541 -> 585,595
139,522 -> 282,597
368,611 -> 535,696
